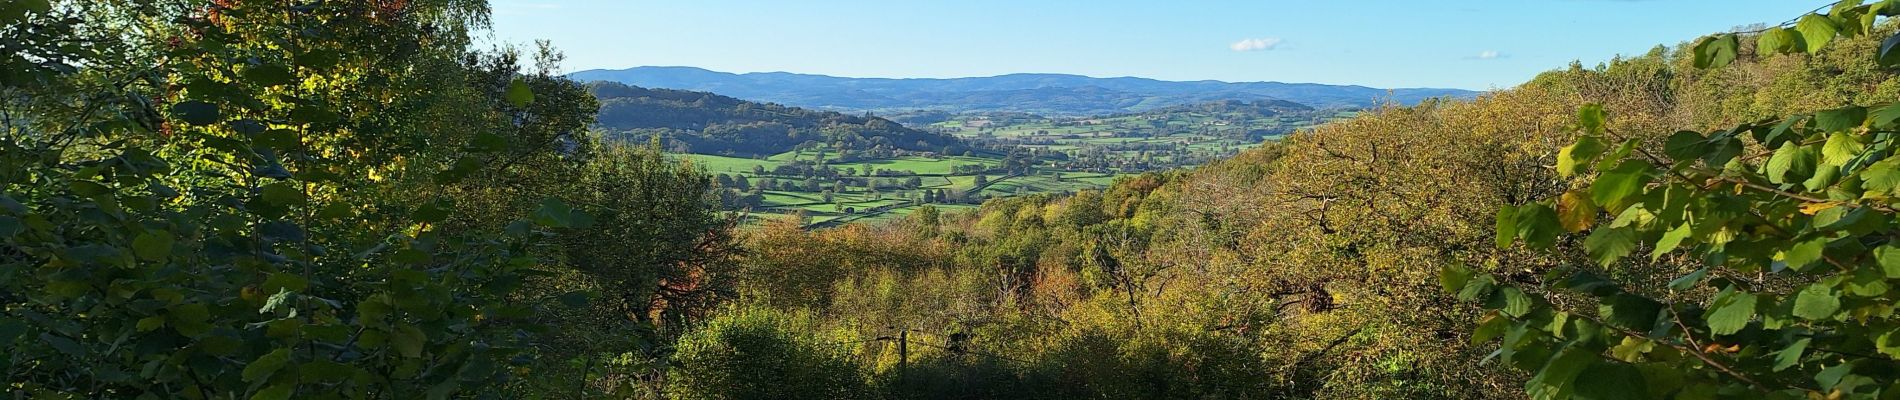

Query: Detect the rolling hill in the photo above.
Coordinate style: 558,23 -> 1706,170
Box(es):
568,66 -> 1480,115
589,82 -> 968,157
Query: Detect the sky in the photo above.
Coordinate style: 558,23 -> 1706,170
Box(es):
485,1 -> 1826,91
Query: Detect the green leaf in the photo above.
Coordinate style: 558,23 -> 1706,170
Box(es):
1495,205 -> 1519,249
1457,274 -> 1496,302
1797,14 -> 1840,54
391,324 -> 426,358
1527,345 -> 1594,400
243,348 -> 292,382
171,101 -> 221,126
1584,227 -> 1636,267
260,182 -> 305,206
1872,103 -> 1900,128
132,231 -> 174,261
1804,165 -> 1839,192
1599,294 -> 1662,332
69,180 -> 110,196
1692,34 -> 1740,68
135,316 -> 166,332
505,79 -> 535,107
1705,288 -> 1755,335
1854,161 -> 1900,197
1667,268 -> 1707,291
1472,313 -> 1511,345
251,383 -> 296,400
1662,130 -> 1706,161
1815,106 -> 1867,132
1757,26 -> 1802,54
1879,32 -> 1900,67
1590,161 -> 1653,209
1765,143 -> 1816,184
1783,238 -> 1828,272
1792,284 -> 1841,320
1562,271 -> 1622,296
1860,159 -> 1900,194
40,333 -> 84,357
1573,362 -> 1647,400
1878,244 -> 1900,278
1650,222 -> 1692,260
1440,264 -> 1475,293
1821,132 -> 1866,168
245,65 -> 296,87
1493,286 -> 1533,317
1557,135 -> 1607,177
1578,104 -> 1606,134
1514,203 -> 1561,249
1879,330 -> 1900,359
1609,336 -> 1653,362
1774,338 -> 1810,371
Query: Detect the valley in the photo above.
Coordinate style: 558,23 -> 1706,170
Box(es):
589,83 -> 1344,227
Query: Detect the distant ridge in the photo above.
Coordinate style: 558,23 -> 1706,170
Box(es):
567,66 -> 1480,116
587,82 -> 968,158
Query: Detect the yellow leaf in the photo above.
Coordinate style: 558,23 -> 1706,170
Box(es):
1799,202 -> 1839,215
1557,191 -> 1597,232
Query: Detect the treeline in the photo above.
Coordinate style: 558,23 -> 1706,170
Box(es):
590,82 -> 970,157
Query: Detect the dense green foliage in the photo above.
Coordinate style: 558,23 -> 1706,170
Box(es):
666,308 -> 869,400
1453,2 -> 1900,399
1,1 -> 732,398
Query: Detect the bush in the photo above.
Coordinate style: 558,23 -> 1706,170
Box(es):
666,308 -> 870,400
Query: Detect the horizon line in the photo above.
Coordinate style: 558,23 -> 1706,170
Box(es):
567,65 -> 1491,92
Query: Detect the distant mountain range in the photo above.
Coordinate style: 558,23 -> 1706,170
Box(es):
567,66 -> 1481,116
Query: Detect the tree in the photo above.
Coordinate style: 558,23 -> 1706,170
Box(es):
0,1 -> 604,397
1455,4 -> 1900,398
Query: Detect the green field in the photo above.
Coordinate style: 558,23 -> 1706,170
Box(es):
680,154 -> 784,174
853,155 -> 999,175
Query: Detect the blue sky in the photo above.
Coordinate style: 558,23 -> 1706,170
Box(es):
486,1 -> 1826,90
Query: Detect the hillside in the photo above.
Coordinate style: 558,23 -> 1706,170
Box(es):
568,66 -> 1479,114
589,82 -> 968,157
721,14 -> 1900,400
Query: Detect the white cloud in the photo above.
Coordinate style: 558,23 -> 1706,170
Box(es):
1229,38 -> 1283,52
1473,50 -> 1503,60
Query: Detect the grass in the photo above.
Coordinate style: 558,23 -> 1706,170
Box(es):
853,155 -> 998,175
855,203 -> 980,225
679,154 -> 785,175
